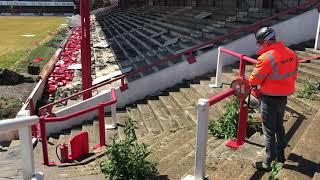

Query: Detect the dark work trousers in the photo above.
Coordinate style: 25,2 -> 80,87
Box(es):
261,95 -> 287,164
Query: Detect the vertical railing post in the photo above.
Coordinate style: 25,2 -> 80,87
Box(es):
210,46 -> 223,88
94,105 -> 106,149
194,99 -> 209,180
106,103 -> 117,129
314,9 -> 320,50
226,56 -> 249,149
120,76 -> 128,91
16,110 -> 35,180
29,98 -> 38,138
19,126 -> 35,180
236,100 -> 248,145
39,116 -> 49,166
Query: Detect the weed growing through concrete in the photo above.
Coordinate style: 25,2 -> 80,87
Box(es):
208,97 -> 261,139
297,80 -> 320,100
269,160 -> 283,180
100,115 -> 159,179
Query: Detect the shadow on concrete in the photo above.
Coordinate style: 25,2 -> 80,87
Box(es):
282,153 -> 319,178
247,107 -> 307,179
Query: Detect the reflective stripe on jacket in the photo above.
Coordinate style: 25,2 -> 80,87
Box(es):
249,41 -> 299,96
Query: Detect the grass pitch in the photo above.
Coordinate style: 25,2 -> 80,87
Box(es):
0,16 -> 67,71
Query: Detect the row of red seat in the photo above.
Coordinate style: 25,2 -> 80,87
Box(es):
47,28 -> 82,95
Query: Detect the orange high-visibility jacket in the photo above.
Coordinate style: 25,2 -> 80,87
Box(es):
249,41 -> 299,96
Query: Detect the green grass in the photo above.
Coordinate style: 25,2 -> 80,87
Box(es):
0,16 -> 67,71
15,29 -> 67,72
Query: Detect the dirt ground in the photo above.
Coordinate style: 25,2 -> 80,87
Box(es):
0,81 -> 37,120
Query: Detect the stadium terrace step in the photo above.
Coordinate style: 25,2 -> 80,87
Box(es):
137,103 -> 163,135
0,145 -> 23,180
276,110 -> 320,180
313,173 -> 320,180
210,99 -> 315,179
299,62 -> 320,72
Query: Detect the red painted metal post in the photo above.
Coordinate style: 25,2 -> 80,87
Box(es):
225,57 -> 249,149
40,117 -> 49,166
120,76 -> 128,91
236,100 -> 248,145
29,99 -> 35,115
29,98 -> 38,138
93,105 -> 106,149
80,0 -> 92,100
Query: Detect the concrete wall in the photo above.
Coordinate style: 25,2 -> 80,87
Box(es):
46,8 -> 319,135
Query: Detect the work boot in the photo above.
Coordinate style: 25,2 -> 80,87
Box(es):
277,149 -> 286,163
252,161 -> 272,172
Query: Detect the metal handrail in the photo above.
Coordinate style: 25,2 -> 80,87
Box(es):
39,75 -> 126,116
40,89 -> 117,166
0,116 -> 39,132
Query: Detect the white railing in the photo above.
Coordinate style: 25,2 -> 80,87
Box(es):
194,99 -> 210,179
0,110 -> 43,180
314,11 -> 320,50
209,46 -> 224,88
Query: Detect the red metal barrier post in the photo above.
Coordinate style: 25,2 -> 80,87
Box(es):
93,105 -> 106,150
80,0 -> 92,100
218,48 -> 258,148
39,116 -> 55,166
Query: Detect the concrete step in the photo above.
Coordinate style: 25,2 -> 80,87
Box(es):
313,172 -> 320,180
277,111 -> 320,180
103,116 -> 118,145
82,122 -> 97,151
298,67 -> 320,82
126,108 -> 148,139
0,158 -> 23,179
169,91 -> 197,122
69,126 -> 82,139
138,130 -> 173,147
163,137 -> 226,179
299,62 -> 320,72
238,101 -> 315,179
56,160 -> 99,173
158,95 -> 195,128
209,100 -> 307,179
148,128 -> 195,162
148,99 -> 179,131
190,82 -> 227,116
137,104 -> 163,135
305,48 -> 320,55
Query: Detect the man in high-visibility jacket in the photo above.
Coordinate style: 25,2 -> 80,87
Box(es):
249,27 -> 299,171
